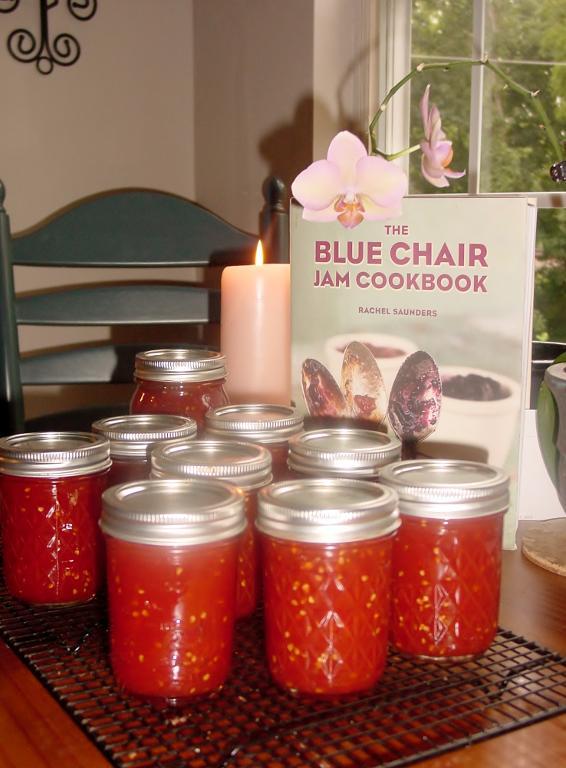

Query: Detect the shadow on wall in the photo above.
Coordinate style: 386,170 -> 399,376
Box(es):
258,91 -> 373,206
258,94 -> 368,203
259,18 -> 379,195
258,96 -> 314,201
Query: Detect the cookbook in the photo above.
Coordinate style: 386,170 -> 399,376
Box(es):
290,195 -> 538,549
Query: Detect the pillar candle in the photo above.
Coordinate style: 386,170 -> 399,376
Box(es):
221,242 -> 290,405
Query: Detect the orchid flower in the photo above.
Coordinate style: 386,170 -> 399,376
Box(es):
420,84 -> 466,188
291,131 -> 408,229
367,59 -> 561,185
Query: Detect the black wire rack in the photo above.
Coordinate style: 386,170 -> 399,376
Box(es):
0,578 -> 564,768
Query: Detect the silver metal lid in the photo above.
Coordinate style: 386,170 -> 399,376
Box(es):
205,404 -> 304,444
257,478 -> 399,543
100,478 -> 246,546
379,459 -> 510,519
92,414 -> 197,458
287,428 -> 401,477
151,439 -> 273,490
0,432 -> 111,478
134,348 -> 226,382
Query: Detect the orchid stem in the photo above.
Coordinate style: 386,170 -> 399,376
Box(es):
374,143 -> 421,161
485,60 -> 563,160
369,58 -> 562,163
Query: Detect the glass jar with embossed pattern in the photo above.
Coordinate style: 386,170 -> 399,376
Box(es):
151,439 -> 272,618
257,478 -> 399,695
287,428 -> 401,480
380,459 -> 509,660
205,404 -> 303,482
92,413 -> 197,486
0,432 -> 110,605
130,349 -> 229,432
101,478 -> 245,702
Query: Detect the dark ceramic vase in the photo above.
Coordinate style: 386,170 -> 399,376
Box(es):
544,362 -> 566,512
531,341 -> 566,408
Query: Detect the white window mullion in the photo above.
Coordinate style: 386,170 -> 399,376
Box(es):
468,0 -> 487,195
376,0 -> 412,176
373,0 -> 564,209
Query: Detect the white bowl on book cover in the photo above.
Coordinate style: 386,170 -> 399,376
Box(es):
324,333 -> 417,397
423,365 -> 521,467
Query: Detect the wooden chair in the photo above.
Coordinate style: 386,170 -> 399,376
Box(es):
0,178 -> 288,436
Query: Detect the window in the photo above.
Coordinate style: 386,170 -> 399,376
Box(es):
378,0 -> 566,341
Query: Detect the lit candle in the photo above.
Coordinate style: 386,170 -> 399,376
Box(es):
221,241 -> 290,405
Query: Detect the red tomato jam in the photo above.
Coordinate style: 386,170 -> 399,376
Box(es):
257,477 -> 400,696
106,457 -> 150,486
0,471 -> 108,604
380,459 -> 509,661
92,414 -> 197,487
391,512 -> 504,659
129,349 -> 229,432
237,491 -> 259,617
268,442 -> 293,482
101,477 -> 245,701
203,404 -> 303,483
150,439 -> 272,619
106,536 -> 239,701
261,534 -> 394,695
130,379 -> 228,431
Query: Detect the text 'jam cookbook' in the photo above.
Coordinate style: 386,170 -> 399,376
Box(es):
291,195 -> 537,548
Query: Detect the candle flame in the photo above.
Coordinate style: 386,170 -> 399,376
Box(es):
255,240 -> 264,266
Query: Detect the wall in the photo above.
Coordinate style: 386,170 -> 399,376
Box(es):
312,0 -> 375,157
1,0 -> 195,232
0,0 -> 376,419
193,0 -> 315,234
0,0 -> 196,416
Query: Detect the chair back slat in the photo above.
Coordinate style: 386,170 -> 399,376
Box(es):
16,285 -> 220,326
0,180 -> 288,436
20,343 -> 209,385
12,190 -> 257,267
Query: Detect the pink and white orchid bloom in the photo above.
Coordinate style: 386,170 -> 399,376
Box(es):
420,84 -> 466,188
291,131 -> 408,229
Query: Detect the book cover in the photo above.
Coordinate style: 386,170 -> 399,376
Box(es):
291,195 -> 537,549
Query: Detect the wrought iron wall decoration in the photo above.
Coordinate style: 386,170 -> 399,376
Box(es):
0,0 -> 97,75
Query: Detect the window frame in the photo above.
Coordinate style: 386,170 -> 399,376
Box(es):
377,0 -> 566,210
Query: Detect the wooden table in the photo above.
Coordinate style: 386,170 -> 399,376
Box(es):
0,522 -> 564,768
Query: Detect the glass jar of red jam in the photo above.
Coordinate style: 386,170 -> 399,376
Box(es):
257,478 -> 400,696
129,348 -> 229,432
100,477 -> 245,702
0,432 -> 111,605
92,414 -> 197,486
204,404 -> 303,482
151,439 -> 272,618
287,427 -> 401,480
379,459 -> 509,661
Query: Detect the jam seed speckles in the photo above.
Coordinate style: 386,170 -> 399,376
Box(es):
261,534 -> 394,696
0,472 -> 107,605
105,536 -> 239,699
391,513 -> 503,659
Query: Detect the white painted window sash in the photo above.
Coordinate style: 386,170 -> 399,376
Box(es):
375,0 -> 565,209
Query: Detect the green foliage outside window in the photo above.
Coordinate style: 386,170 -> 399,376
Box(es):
409,0 -> 566,341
